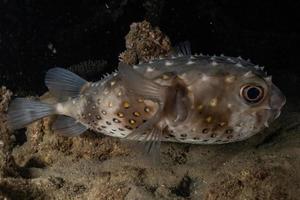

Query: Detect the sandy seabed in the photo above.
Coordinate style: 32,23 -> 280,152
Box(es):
0,21 -> 299,200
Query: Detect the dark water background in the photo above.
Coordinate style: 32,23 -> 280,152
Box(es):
0,0 -> 299,97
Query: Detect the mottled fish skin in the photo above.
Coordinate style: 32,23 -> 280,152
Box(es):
7,46 -> 286,162
56,54 -> 285,145
67,76 -> 159,138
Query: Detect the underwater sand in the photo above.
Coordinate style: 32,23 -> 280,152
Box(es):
1,21 -> 300,200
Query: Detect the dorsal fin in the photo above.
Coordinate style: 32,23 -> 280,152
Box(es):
45,67 -> 87,100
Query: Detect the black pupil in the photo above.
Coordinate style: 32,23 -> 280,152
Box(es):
247,87 -> 260,100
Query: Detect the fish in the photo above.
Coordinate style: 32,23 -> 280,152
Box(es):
7,43 -> 286,159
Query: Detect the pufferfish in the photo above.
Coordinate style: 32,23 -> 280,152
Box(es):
7,44 -> 286,157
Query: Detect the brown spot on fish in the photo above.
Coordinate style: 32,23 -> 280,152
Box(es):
209,98 -> 218,107
197,104 -> 204,112
104,89 -> 109,95
101,125 -> 107,129
206,116 -> 213,123
110,81 -> 116,86
210,133 -> 217,138
180,133 -> 187,138
218,122 -> 226,127
202,128 -> 209,134
108,102 -> 113,108
168,133 -> 175,138
101,110 -> 107,115
106,121 -> 111,125
123,101 -> 130,109
227,135 -> 233,139
118,128 -> 125,131
144,106 -> 151,113
225,129 -> 233,134
129,119 -> 136,124
113,118 -> 120,123
133,111 -> 141,117
96,115 -> 101,120
137,98 -> 144,103
117,112 -> 124,118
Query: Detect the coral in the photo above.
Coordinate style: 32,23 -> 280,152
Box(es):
119,20 -> 172,64
0,86 -> 19,180
0,86 -> 13,151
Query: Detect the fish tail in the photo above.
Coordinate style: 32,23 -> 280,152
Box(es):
7,98 -> 56,130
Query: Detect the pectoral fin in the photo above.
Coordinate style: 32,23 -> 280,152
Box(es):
119,62 -> 168,163
124,100 -> 163,163
118,62 -> 167,103
126,125 -> 163,164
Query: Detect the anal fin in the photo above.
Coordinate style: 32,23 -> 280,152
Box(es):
52,115 -> 88,136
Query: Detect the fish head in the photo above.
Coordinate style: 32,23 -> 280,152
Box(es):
181,69 -> 286,140
233,71 -> 286,128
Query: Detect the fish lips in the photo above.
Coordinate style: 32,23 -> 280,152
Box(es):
269,85 -> 286,120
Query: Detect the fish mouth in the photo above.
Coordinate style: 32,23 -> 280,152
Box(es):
271,108 -> 282,120
270,85 -> 286,112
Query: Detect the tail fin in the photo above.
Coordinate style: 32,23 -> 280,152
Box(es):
7,98 -> 55,130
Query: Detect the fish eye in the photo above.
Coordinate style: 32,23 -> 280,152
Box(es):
240,84 -> 264,104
